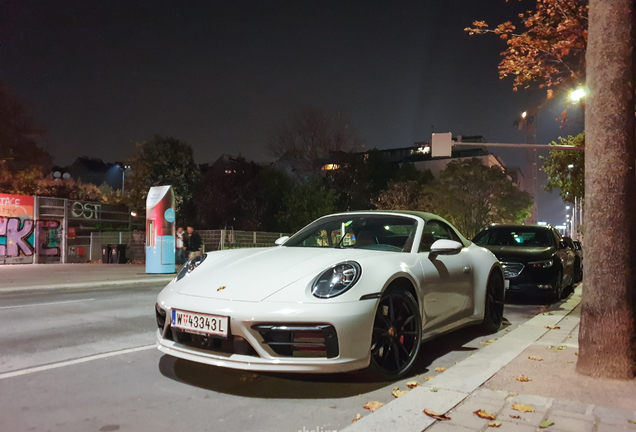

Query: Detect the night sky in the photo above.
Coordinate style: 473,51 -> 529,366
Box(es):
2,0 -> 584,225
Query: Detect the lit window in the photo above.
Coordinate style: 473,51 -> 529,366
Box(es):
321,164 -> 340,171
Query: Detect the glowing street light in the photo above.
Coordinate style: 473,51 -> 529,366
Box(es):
521,111 -> 527,119
568,164 -> 574,169
566,205 -> 571,210
570,88 -> 586,102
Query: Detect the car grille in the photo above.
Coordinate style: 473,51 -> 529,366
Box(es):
501,262 -> 525,278
168,327 -> 259,357
252,324 -> 339,358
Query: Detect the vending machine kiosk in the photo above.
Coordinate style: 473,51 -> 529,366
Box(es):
145,185 -> 175,273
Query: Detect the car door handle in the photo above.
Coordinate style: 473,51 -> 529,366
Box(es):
463,266 -> 471,273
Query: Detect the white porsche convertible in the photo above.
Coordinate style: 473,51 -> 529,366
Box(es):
155,211 -> 504,379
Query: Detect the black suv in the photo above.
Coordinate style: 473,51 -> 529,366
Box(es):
473,224 -> 576,300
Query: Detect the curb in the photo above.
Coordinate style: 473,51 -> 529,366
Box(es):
0,277 -> 174,295
344,286 -> 583,432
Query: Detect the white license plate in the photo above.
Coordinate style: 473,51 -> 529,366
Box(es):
171,309 -> 229,338
504,279 -> 510,290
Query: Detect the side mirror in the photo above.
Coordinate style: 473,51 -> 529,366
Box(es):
430,239 -> 463,256
275,236 -> 290,246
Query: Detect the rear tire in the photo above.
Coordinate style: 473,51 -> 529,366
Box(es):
481,271 -> 505,333
365,287 -> 422,381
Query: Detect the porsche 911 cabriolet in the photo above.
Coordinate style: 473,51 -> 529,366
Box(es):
155,211 -> 503,379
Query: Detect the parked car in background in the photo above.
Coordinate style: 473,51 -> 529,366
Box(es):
472,224 -> 575,300
156,211 -> 504,380
572,240 -> 583,282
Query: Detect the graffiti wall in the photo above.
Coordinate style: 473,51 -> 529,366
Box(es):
0,194 -> 63,264
0,194 -> 35,264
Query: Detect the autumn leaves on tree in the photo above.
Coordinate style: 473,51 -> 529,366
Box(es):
465,0 -> 587,94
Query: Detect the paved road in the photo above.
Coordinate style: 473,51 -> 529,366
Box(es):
0,284 -> 555,432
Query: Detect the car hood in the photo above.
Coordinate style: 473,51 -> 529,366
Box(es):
480,245 -> 555,263
174,246 -> 380,302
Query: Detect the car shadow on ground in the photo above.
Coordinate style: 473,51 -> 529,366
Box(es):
157,321 -> 502,399
157,284 -> 583,399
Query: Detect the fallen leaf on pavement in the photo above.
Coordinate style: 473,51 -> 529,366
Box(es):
424,409 -> 450,421
424,376 -> 435,381
352,413 -> 361,423
628,420 -> 636,424
435,367 -> 447,373
528,356 -> 543,361
545,325 -> 560,330
239,373 -> 260,382
516,375 -> 532,382
575,352 -> 578,356
217,286 -> 226,292
512,404 -> 535,413
539,420 -> 555,428
491,386 -> 498,391
406,381 -> 419,389
430,388 -> 439,392
488,421 -> 502,427
474,410 -> 496,420
391,389 -> 408,398
510,415 -> 521,419
480,340 -> 495,346
548,345 -> 567,350
363,401 -> 384,412
567,361 -> 574,364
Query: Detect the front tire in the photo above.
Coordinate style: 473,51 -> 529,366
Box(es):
552,269 -> 564,301
366,287 -> 422,380
481,271 -> 505,333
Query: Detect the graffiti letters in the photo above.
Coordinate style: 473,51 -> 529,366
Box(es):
0,217 -> 34,257
37,220 -> 61,256
0,217 -> 62,260
71,202 -> 101,219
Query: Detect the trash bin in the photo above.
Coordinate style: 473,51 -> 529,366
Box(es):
101,244 -> 111,264
110,244 -> 127,264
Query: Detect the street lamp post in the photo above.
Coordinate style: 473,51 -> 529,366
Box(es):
120,164 -> 130,197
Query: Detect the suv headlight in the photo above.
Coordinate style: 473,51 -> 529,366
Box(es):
528,259 -> 554,269
176,254 -> 207,282
312,262 -> 361,298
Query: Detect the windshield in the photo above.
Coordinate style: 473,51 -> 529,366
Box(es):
473,227 -> 554,247
284,214 -> 418,253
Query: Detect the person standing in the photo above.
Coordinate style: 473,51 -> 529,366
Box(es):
175,227 -> 185,264
185,226 -> 203,260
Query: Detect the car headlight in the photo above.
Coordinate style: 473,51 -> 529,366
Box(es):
176,254 -> 207,282
528,259 -> 554,269
312,262 -> 361,298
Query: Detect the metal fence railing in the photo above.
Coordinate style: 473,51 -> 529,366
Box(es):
86,229 -> 288,263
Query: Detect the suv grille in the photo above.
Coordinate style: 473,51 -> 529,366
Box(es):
501,262 -> 524,278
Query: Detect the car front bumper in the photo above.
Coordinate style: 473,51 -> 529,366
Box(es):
155,294 -> 377,373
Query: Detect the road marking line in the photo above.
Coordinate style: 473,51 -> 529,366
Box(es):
0,344 -> 156,380
0,298 -> 96,310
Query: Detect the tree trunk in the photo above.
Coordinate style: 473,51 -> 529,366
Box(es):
576,0 -> 636,379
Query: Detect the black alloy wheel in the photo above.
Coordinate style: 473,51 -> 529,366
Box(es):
481,271 -> 505,333
368,288 -> 422,380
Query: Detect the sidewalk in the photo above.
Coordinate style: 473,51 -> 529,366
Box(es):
345,286 -> 636,432
0,263 -> 176,294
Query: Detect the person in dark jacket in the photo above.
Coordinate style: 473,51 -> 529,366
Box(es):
185,226 -> 203,260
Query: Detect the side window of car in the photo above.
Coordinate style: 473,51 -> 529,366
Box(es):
419,220 -> 460,252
